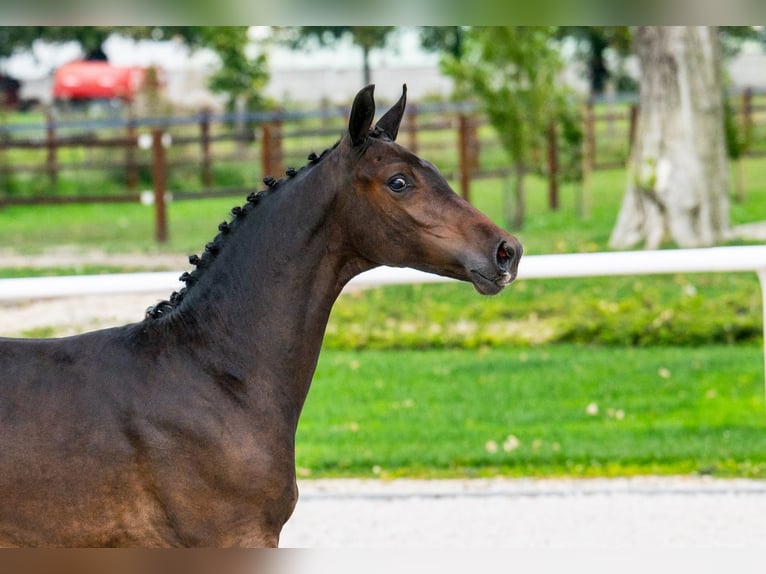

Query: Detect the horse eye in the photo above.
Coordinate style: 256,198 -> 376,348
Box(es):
387,176 -> 408,193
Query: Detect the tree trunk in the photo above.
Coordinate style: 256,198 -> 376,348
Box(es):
362,46 -> 371,86
609,26 -> 729,250
503,161 -> 526,230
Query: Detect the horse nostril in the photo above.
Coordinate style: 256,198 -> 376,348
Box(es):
496,241 -> 514,271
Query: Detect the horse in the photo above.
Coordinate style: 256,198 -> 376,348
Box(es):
0,85 -> 521,547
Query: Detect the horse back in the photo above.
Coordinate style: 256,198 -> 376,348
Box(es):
0,325 -> 151,424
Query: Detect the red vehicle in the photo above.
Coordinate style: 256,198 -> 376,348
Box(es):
53,61 -> 146,102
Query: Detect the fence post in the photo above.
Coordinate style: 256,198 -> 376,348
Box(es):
261,116 -> 283,179
200,108 -> 213,187
547,120 -> 559,211
0,122 -> 7,204
126,107 -> 138,192
45,108 -> 57,187
735,88 -> 753,204
742,87 -> 753,150
320,97 -> 331,129
580,100 -> 594,220
458,113 -> 478,202
406,103 -> 418,155
757,268 -> 766,405
152,129 -> 168,243
584,99 -> 596,169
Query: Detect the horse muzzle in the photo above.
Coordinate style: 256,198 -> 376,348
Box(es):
468,237 -> 523,295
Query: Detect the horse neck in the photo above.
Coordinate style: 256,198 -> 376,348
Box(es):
164,166 -> 357,417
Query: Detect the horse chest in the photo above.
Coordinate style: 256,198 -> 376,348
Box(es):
127,415 -> 298,547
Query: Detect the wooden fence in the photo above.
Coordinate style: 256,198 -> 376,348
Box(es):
2,90 -> 765,242
0,104 -> 482,193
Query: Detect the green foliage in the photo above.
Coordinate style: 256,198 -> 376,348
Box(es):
195,27 -> 269,112
724,91 -> 749,160
324,273 -> 762,350
550,96 -> 583,183
556,26 -> 632,95
441,27 -> 564,167
418,26 -> 466,60
0,26 -> 112,59
0,27 -> 40,58
0,265 -> 157,279
719,26 -> 761,58
440,27 -> 582,227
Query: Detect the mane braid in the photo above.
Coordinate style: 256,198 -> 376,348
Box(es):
144,143 -> 338,321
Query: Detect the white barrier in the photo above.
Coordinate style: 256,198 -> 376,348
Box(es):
354,245 -> 766,283
3,246 -> 766,393
0,271 -> 183,301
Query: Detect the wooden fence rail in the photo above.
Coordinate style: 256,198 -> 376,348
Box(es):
0,103 -> 486,213
2,90 -> 765,241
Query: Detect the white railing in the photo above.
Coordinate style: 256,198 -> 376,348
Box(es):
3,246 -> 766,392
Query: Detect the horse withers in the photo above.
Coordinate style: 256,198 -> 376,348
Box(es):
0,85 -> 521,547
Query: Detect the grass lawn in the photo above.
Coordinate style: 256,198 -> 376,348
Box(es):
297,345 -> 766,478
0,198 -> 241,256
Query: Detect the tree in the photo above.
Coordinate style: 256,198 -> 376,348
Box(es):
419,26 -> 466,61
556,27 -> 632,95
441,26 -> 572,229
278,27 -> 395,86
191,28 -> 268,112
0,26 -> 111,60
609,26 -> 729,249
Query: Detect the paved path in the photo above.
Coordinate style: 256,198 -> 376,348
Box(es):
279,477 -> 766,548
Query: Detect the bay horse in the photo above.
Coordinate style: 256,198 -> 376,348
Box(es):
0,85 -> 521,547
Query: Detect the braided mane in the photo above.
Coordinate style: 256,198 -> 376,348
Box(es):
145,143 -> 339,320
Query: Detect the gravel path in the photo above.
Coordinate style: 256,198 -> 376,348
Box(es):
0,249 -> 179,337
280,477 -> 766,548
0,292 -> 165,337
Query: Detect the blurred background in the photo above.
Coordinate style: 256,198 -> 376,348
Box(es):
2,26 -> 766,481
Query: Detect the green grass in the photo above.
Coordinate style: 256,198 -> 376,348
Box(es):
297,346 -> 766,478
0,197 -> 241,255
0,265 -> 161,279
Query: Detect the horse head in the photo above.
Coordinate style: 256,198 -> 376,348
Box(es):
339,84 -> 522,295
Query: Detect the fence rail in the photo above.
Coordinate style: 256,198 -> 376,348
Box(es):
3,89 -> 766,240
0,101 -> 487,211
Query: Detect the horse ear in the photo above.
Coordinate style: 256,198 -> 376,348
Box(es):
374,84 -> 407,141
349,84 -> 376,147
